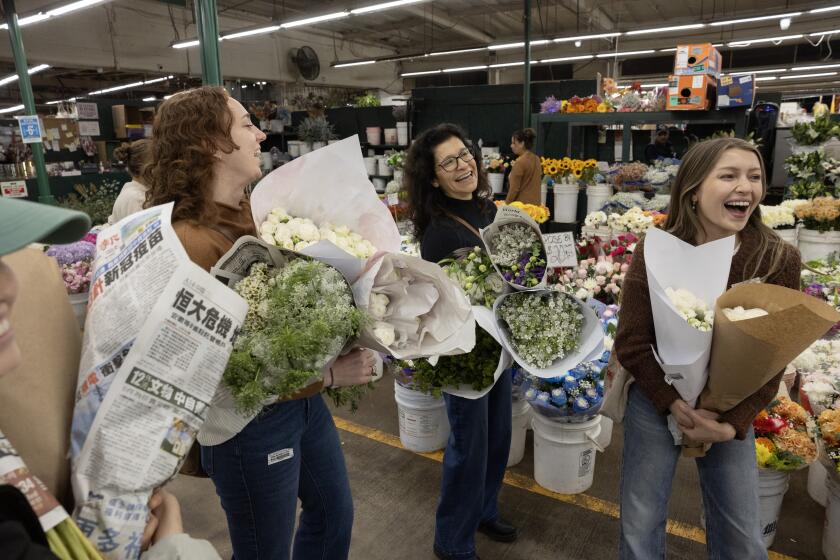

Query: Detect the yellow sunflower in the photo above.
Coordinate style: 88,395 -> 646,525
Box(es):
585,159 -> 598,168
572,167 -> 583,178
559,161 -> 570,171
547,164 -> 559,175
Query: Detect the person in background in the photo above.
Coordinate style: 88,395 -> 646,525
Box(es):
109,139 -> 151,224
145,86 -> 375,560
505,128 -> 542,205
0,197 -> 217,559
644,125 -> 676,164
406,123 -> 517,560
615,138 -> 800,559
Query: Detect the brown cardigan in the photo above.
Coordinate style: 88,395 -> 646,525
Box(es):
174,199 -> 323,399
615,225 -> 801,439
505,151 -> 543,205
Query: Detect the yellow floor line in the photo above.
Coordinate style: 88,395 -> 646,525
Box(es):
334,416 -> 796,560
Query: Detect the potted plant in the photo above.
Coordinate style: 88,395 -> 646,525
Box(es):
297,117 -> 334,153
387,151 -> 406,183
393,105 -> 409,145
795,197 -> 840,261
483,153 -> 509,195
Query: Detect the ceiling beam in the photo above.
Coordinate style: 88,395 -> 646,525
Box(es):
404,4 -> 494,44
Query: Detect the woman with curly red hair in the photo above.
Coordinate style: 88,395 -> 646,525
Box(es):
145,86 -> 375,560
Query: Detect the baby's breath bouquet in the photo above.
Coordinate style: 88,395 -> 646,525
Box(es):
486,223 -> 547,288
439,246 -> 507,307
225,259 -> 365,414
497,291 -> 584,369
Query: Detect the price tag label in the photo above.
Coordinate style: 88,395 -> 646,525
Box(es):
15,115 -> 42,144
1,180 -> 27,198
543,232 -> 577,268
387,193 -> 399,206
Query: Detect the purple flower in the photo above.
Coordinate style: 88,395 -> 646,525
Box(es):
540,95 -> 562,114
46,240 -> 96,265
804,283 -> 826,299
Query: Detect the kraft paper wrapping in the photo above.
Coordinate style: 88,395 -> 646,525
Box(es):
683,283 -> 840,457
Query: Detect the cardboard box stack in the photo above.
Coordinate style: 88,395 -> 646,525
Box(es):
718,74 -> 755,108
668,44 -> 721,110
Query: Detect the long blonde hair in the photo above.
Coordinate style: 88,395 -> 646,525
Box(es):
663,137 -> 787,280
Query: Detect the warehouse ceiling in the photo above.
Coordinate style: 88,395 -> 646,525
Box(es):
1,0 -> 840,106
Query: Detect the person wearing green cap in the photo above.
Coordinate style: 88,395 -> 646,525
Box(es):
0,198 -> 219,559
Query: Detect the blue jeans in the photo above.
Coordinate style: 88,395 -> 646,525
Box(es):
201,394 -> 353,560
619,385 -> 766,560
435,372 -> 512,559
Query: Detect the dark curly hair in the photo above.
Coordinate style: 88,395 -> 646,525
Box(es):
113,139 -> 151,179
144,86 -> 238,224
405,123 -> 493,240
512,127 -> 536,150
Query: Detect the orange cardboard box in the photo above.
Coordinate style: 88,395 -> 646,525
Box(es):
674,44 -> 722,78
667,74 -> 718,110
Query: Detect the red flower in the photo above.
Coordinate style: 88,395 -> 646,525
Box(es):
753,415 -> 786,435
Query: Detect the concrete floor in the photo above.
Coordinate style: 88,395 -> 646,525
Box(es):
169,379 -> 827,559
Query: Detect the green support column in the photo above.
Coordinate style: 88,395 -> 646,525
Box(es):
195,0 -> 222,85
522,0 -> 531,129
3,0 -> 53,204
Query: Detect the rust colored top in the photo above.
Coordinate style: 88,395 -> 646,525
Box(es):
506,151 -> 543,205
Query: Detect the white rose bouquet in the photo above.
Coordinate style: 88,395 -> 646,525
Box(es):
759,204 -> 796,230
666,287 -> 715,332
260,206 -> 377,259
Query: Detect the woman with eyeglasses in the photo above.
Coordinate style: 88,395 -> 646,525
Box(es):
405,124 -> 517,560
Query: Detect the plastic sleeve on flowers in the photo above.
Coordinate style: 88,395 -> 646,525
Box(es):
719,369 -> 785,440
613,238 -> 680,416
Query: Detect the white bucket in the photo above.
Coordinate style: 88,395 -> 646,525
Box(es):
372,177 -> 387,191
396,122 -> 409,145
540,183 -> 547,207
798,228 -> 840,262
553,184 -> 580,223
311,141 -> 326,150
288,141 -> 301,158
775,227 -> 797,247
393,169 -> 404,184
394,380 -> 450,453
383,128 -> 398,145
68,291 -> 88,329
825,474 -> 840,560
594,415 -> 613,451
532,414 -> 601,494
298,142 -> 312,156
378,158 -> 393,177
808,460 -> 829,507
758,468 -> 790,548
507,399 -> 531,468
488,173 -> 505,195
366,126 -> 382,146
363,157 -> 378,176
586,184 -> 612,214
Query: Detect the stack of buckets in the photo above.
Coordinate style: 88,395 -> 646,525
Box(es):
757,469 -> 790,547
393,381 -> 449,453
507,398 -> 531,467
532,414 -> 603,494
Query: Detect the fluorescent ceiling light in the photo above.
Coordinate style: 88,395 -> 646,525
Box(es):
659,48 -> 678,52
810,6 -> 840,14
280,11 -> 349,28
143,75 -> 173,85
142,96 -> 156,102
791,63 -> 840,71
47,0 -> 105,16
334,60 -> 376,68
401,69 -> 442,76
88,75 -> 173,96
0,104 -> 24,114
809,29 -> 840,37
173,39 -> 200,49
540,54 -> 595,63
730,68 -> 787,75
351,0 -> 426,14
0,64 -> 50,86
489,61 -> 525,68
488,40 -> 550,50
45,97 -> 76,105
626,23 -> 705,35
443,65 -> 487,73
779,71 -> 837,79
711,12 -> 802,26
755,76 -> 778,81
222,26 -> 280,40
729,34 -> 803,47
430,47 -> 486,56
554,32 -> 622,43
596,50 -> 656,58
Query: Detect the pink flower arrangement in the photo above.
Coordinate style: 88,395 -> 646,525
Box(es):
45,239 -> 96,294
62,260 -> 92,294
602,232 -> 638,260
557,255 -> 628,305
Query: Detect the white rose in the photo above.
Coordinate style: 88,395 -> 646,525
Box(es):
260,233 -> 276,245
336,225 -> 351,236
372,321 -> 396,347
350,232 -> 362,243
281,238 -> 296,251
320,229 -> 338,244
722,306 -> 768,321
260,221 -> 277,235
273,225 -> 292,243
575,287 -> 591,301
297,222 -> 320,242
369,293 -> 390,319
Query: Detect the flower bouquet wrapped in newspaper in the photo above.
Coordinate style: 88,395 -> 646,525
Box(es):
69,204 -> 247,559
644,228 -> 736,442
481,205 -> 548,290
493,290 -> 603,378
754,396 -> 817,471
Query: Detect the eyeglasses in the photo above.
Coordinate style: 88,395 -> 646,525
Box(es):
437,148 -> 474,172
